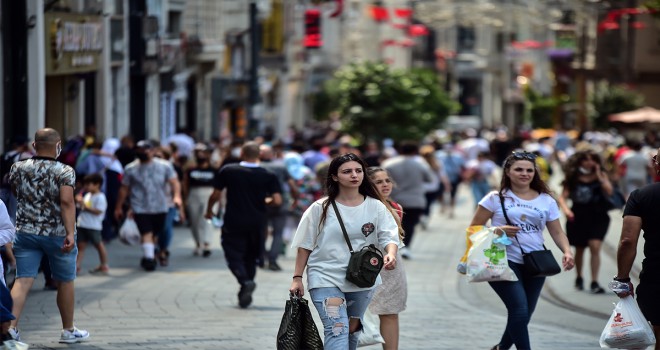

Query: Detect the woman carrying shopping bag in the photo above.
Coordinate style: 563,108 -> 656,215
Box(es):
289,153 -> 401,350
468,151 -> 575,350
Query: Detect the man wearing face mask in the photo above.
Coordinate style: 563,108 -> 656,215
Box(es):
8,128 -> 90,343
114,140 -> 182,271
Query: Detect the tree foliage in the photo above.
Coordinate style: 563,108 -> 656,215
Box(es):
524,87 -> 558,129
313,62 -> 459,142
591,84 -> 645,129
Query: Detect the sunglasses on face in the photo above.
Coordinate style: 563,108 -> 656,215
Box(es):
511,151 -> 537,161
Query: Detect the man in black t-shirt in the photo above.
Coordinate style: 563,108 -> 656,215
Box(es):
205,142 -> 282,308
613,149 -> 660,345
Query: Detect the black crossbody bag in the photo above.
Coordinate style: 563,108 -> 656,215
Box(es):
331,201 -> 384,288
499,195 -> 561,277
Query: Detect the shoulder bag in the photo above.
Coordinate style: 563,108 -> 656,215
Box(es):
499,195 -> 561,277
331,201 -> 384,288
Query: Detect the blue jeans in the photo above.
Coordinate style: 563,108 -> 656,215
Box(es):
471,179 -> 491,206
488,261 -> 546,350
309,287 -> 374,350
158,207 -> 177,252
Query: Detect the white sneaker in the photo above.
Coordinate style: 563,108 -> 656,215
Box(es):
7,328 -> 20,341
59,327 -> 89,344
3,339 -> 30,350
400,247 -> 412,260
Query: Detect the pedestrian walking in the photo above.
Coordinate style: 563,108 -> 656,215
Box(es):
153,145 -> 185,266
75,174 -> 109,275
435,142 -> 466,219
182,143 -> 217,257
366,166 -> 407,350
382,141 -> 436,259
419,145 -> 451,229
464,151 -> 499,206
288,153 -> 400,350
611,149 -> 660,349
556,149 -> 613,293
617,140 -> 652,199
468,151 -> 574,350
0,136 -> 32,224
259,145 -> 299,271
7,128 -> 90,343
204,142 -> 282,308
114,140 -> 182,272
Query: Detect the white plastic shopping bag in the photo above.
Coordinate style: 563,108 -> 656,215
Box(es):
358,307 -> 385,347
466,227 -> 517,283
600,296 -> 656,349
119,218 -> 141,246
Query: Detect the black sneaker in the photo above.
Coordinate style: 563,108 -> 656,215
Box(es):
268,262 -> 282,271
575,277 -> 584,291
140,258 -> 157,272
238,280 -> 256,308
590,281 -> 605,294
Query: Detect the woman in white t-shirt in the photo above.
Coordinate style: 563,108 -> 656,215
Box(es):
469,152 -> 574,350
289,153 -> 401,350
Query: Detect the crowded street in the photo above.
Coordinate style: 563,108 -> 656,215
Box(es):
13,183 -> 638,350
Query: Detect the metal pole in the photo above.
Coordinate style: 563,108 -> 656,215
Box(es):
248,1 -> 260,138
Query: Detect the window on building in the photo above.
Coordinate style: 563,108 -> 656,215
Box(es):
457,26 -> 476,52
168,11 -> 182,38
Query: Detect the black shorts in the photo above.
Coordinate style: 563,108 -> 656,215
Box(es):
637,281 -> 660,325
77,227 -> 103,245
133,213 -> 167,236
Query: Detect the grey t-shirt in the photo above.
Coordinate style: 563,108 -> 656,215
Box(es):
123,158 -> 176,214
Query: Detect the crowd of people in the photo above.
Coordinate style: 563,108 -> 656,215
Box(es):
0,124 -> 659,349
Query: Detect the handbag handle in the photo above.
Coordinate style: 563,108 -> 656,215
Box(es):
498,194 -> 547,255
331,200 -> 354,253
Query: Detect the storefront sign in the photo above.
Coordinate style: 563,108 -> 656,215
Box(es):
45,12 -> 103,75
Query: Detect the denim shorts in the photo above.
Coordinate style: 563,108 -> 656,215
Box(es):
13,232 -> 78,282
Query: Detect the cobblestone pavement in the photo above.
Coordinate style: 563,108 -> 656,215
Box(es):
13,185 -> 646,349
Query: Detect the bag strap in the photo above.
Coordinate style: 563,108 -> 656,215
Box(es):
499,193 -> 548,254
499,194 -> 527,255
331,200 -> 354,253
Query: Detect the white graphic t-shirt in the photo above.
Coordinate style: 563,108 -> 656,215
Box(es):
479,190 -> 560,264
291,196 -> 400,292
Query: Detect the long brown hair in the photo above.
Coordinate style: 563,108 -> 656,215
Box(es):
317,153 -> 385,232
498,152 -> 552,197
561,150 -> 604,192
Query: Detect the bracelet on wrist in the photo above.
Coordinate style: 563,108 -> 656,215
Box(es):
293,275 -> 303,279
614,276 -> 631,282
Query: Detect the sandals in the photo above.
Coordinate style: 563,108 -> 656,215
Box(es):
158,250 -> 170,266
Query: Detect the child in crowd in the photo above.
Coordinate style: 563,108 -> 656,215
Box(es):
367,166 -> 407,350
76,174 -> 109,275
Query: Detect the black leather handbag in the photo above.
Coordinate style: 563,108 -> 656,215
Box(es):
499,195 -> 561,278
276,295 -> 323,350
332,201 -> 384,288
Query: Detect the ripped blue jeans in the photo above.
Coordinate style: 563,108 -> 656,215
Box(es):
309,287 -> 374,350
